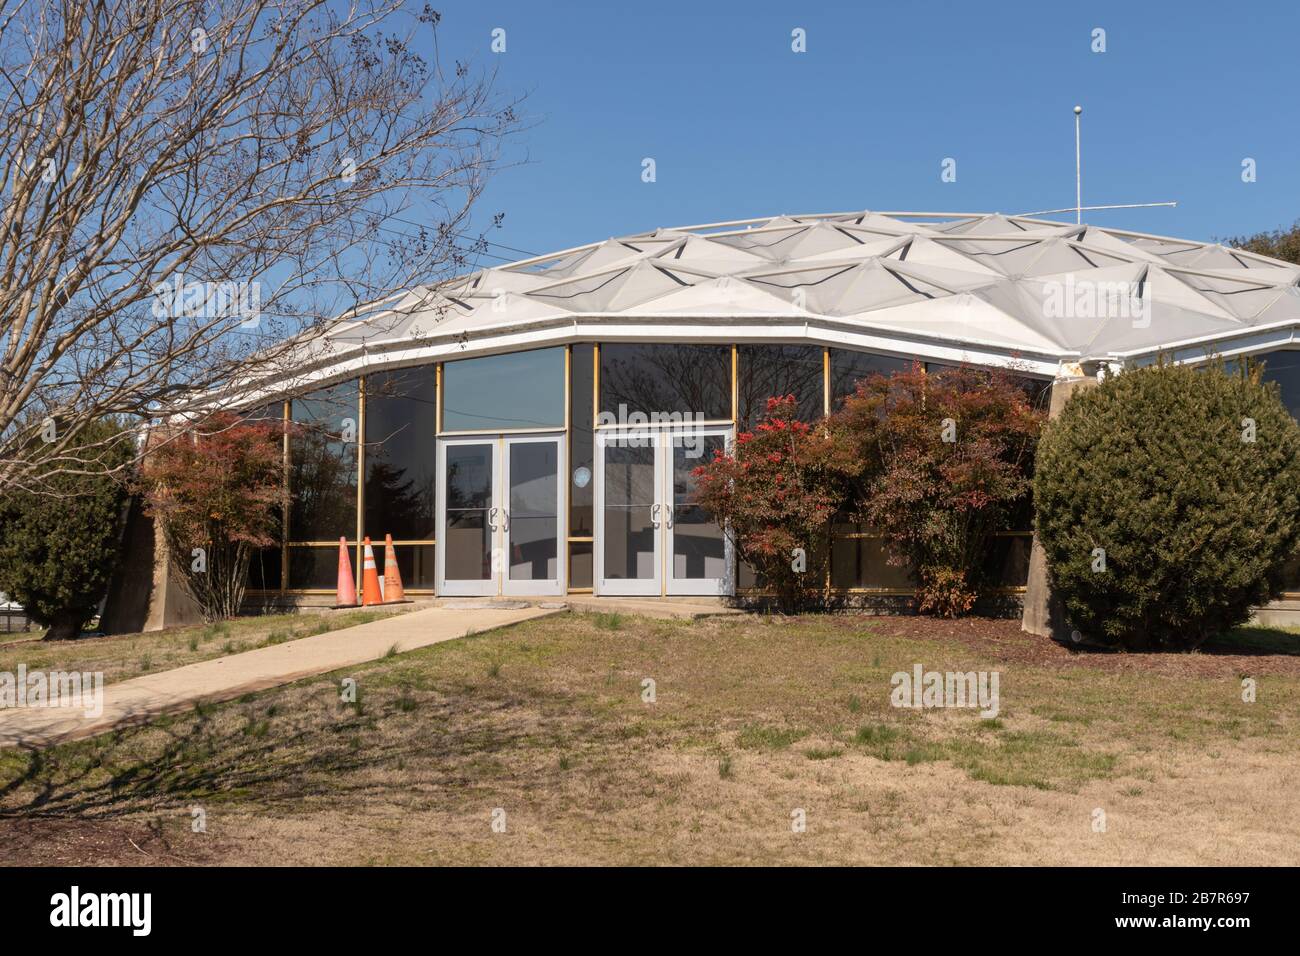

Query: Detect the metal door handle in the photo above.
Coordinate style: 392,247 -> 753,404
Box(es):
488,506 -> 499,531
665,503 -> 674,529
501,509 -> 510,532
651,502 -> 661,529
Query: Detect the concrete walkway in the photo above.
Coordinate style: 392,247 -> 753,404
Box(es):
0,605 -> 561,750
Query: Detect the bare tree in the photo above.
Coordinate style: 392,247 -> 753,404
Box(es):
0,0 -> 521,495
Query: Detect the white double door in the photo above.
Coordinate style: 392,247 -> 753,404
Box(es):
596,426 -> 734,597
436,434 -> 565,596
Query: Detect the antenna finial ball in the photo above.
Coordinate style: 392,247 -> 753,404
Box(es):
1074,105 -> 1083,114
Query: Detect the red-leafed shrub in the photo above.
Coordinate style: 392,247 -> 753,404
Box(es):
139,412 -> 287,620
829,365 -> 1044,616
692,396 -> 846,612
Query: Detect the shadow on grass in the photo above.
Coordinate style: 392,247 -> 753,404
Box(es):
0,672 -> 589,823
1202,627 -> 1300,657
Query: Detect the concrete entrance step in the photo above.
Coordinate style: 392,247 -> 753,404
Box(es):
562,596 -> 743,620
434,596 -> 742,620
435,599 -> 534,610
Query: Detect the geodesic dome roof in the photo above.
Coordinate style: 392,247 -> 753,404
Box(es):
271,211 -> 1300,395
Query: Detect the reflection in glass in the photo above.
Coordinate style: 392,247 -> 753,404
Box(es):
376,543 -> 436,590
288,545 -> 348,590
365,368 -> 436,541
671,433 -> 726,580
444,444 -> 493,580
442,348 -> 565,431
737,344 -> 825,427
508,441 -> 558,582
290,381 -> 358,542
603,441 -> 657,580
830,350 -> 910,406
830,523 -> 913,590
600,344 -> 731,421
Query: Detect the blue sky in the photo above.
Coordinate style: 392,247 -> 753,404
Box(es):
431,0 -> 1300,264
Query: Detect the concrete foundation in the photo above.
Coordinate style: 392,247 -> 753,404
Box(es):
1021,369 -> 1098,642
100,497 -> 203,633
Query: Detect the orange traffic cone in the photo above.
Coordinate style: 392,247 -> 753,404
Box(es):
335,537 -> 357,608
382,534 -> 407,603
360,537 -> 383,606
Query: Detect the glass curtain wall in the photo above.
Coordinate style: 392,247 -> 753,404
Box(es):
365,368 -> 438,589
248,343 -> 1046,597
288,380 -> 360,590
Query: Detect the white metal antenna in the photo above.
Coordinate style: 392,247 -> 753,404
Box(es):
1019,201 -> 1178,217
1013,106 -> 1177,221
1074,105 -> 1083,224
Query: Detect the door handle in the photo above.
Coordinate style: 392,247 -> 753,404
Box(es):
488,506 -> 499,531
650,502 -> 661,529
501,509 -> 510,532
665,503 -> 674,529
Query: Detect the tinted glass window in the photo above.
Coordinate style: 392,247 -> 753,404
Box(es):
599,343 -> 731,422
247,546 -> 282,591
830,350 -> 910,406
288,545 -> 344,590
290,381 -> 358,542
570,344 -> 595,535
1257,350 -> 1300,419
737,344 -> 824,427
365,368 -> 436,541
443,347 -> 565,431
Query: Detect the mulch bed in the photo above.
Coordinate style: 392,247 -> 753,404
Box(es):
828,614 -> 1300,678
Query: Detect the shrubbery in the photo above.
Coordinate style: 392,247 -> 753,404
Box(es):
0,418 -> 133,640
694,368 -> 1043,616
1034,362 -> 1300,650
692,396 -> 844,612
140,412 -> 286,621
828,365 -> 1044,615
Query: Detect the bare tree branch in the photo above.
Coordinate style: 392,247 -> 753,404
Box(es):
0,0 -> 523,495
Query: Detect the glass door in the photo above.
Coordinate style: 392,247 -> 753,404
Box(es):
436,438 -> 498,596
666,428 -> 732,595
502,436 -> 563,596
596,430 -> 661,595
595,428 -> 734,597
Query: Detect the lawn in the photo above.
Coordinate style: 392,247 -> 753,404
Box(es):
1,612 -> 1297,866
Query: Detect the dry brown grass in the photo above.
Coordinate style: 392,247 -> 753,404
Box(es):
1,611 -> 1297,866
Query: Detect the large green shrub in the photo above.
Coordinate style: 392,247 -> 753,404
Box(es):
1035,362 -> 1300,650
0,419 -> 134,640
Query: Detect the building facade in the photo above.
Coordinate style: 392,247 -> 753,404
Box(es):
226,211 -> 1300,609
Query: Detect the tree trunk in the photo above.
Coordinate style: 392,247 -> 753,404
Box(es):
42,614 -> 86,641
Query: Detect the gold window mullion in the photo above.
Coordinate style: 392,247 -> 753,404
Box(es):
356,375 -> 366,591
823,347 -> 831,416
731,345 -> 739,425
